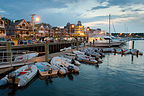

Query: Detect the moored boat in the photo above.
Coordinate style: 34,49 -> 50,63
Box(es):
50,58 -> 67,75
76,55 -> 98,64
51,57 -> 79,73
14,52 -> 39,62
0,65 -> 38,87
35,62 -> 58,76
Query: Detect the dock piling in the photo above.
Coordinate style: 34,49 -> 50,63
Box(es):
132,41 -> 135,49
76,40 -> 79,50
93,40 -> 95,46
90,42 -> 92,47
6,42 -> 12,66
45,41 -> 49,62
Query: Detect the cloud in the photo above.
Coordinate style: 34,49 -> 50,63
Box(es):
83,16 -> 136,28
0,8 -> 6,13
29,0 -> 144,33
91,6 -> 110,10
36,0 -> 144,20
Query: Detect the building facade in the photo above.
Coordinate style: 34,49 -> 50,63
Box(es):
0,15 -> 6,37
6,19 -> 31,37
74,21 -> 85,36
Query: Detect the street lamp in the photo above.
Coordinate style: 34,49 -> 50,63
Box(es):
35,16 -> 40,22
31,14 -> 40,40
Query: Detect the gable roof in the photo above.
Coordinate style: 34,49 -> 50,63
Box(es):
11,19 -> 29,27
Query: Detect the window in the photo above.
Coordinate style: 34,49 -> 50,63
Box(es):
0,21 -> 3,25
22,24 -> 25,27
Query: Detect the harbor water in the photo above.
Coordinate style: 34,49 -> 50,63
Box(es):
0,40 -> 144,96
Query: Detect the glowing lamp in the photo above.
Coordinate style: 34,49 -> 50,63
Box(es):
71,25 -> 75,28
86,28 -> 90,31
35,17 -> 40,22
120,33 -> 122,35
129,33 -> 132,36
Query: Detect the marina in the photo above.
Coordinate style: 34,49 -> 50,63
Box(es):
0,40 -> 144,96
1,0 -> 144,95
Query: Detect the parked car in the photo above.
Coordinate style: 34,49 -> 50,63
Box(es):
0,37 -> 15,46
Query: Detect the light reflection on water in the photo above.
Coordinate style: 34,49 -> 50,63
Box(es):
0,40 -> 144,96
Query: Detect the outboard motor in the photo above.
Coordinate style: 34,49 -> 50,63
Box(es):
71,59 -> 75,64
68,66 -> 73,73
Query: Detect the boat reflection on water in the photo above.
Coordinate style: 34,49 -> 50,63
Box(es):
8,85 -> 18,96
4,75 -> 38,96
67,74 -> 73,80
38,72 -> 79,83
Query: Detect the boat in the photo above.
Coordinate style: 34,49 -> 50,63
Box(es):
59,57 -> 80,72
65,53 -> 76,56
0,65 -> 37,87
131,49 -> 143,55
76,55 -> 98,64
87,15 -> 125,47
35,62 -> 58,76
88,35 -> 123,47
51,57 -> 79,73
14,52 -> 39,62
122,49 -> 131,54
50,58 -> 67,75
61,56 -> 81,66
60,47 -> 71,52
101,48 -> 114,53
73,50 -> 85,55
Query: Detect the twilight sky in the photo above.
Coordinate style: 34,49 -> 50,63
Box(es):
0,0 -> 144,33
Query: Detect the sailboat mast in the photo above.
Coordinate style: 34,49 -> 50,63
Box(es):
109,14 -> 111,36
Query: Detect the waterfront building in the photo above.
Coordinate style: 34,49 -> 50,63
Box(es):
0,15 -> 6,37
6,19 -> 30,38
52,27 -> 62,37
35,23 -> 51,37
74,21 -> 85,36
85,27 -> 91,36
64,22 -> 75,35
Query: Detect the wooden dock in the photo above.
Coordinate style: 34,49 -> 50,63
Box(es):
0,41 -> 75,53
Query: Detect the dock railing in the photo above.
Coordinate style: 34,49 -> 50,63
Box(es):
0,50 -> 34,68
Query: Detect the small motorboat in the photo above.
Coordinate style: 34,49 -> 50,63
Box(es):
60,47 -> 71,52
14,52 -> 39,62
50,58 -> 67,75
0,65 -> 37,87
73,51 -> 85,55
35,62 -> 58,76
101,48 -> 114,53
131,49 -> 143,55
76,55 -> 98,64
51,57 -> 79,73
61,56 -> 81,66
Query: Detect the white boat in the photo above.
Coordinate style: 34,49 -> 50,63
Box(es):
131,49 -> 143,55
101,48 -> 114,53
76,55 -> 98,64
14,52 -> 39,62
0,65 -> 37,87
61,56 -> 81,66
51,57 -> 79,73
59,57 -> 79,72
35,62 -> 58,76
88,35 -> 123,47
60,47 -> 71,52
65,53 -> 76,56
73,51 -> 85,55
122,49 -> 131,54
50,58 -> 67,75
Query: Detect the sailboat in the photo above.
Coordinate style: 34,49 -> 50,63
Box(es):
88,14 -> 123,47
